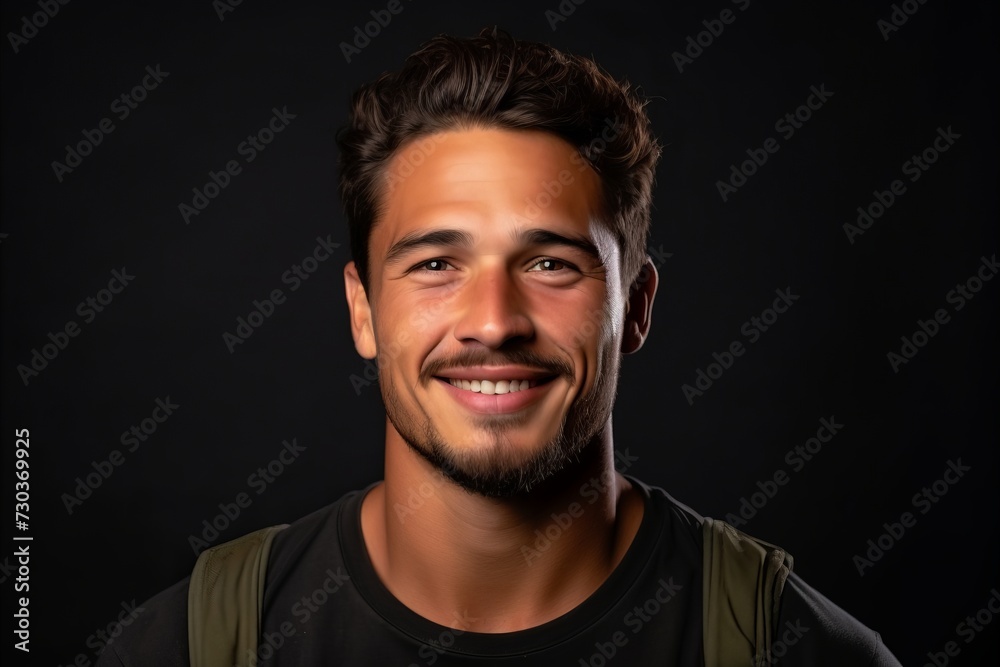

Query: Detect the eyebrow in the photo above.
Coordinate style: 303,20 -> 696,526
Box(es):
383,228 -> 603,266
384,229 -> 474,266
518,228 -> 603,263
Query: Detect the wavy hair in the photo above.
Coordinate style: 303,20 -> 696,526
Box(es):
337,27 -> 661,293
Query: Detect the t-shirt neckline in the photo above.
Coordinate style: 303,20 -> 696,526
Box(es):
337,474 -> 665,657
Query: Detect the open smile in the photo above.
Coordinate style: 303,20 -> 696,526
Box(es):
432,374 -> 558,414
442,378 -> 543,394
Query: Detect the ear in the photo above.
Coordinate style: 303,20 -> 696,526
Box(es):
344,262 -> 377,360
621,257 -> 658,354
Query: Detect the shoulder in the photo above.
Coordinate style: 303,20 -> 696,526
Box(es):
93,577 -> 190,667
628,476 -> 901,666
95,487 -> 365,666
776,572 -> 902,666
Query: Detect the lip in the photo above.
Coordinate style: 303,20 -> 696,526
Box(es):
433,375 -> 557,414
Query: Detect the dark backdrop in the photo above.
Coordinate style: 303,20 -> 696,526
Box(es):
2,0 -> 997,665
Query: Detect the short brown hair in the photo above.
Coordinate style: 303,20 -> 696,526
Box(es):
337,27 -> 661,293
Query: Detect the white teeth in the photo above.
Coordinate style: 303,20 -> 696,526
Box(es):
447,378 -> 537,394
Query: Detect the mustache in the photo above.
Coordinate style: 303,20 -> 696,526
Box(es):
421,349 -> 575,384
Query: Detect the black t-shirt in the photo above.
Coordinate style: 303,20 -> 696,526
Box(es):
96,478 -> 901,666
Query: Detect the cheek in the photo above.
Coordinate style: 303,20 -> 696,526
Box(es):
533,294 -> 608,379
405,296 -> 447,333
398,278 -> 465,329
565,309 -> 605,354
374,293 -> 451,370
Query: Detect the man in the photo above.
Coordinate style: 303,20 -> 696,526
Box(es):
97,28 -> 902,666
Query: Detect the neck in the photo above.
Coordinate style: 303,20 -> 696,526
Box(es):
360,420 -> 645,633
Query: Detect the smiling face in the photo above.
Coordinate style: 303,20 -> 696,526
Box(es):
345,127 -> 644,497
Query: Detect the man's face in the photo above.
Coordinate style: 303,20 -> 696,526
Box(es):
346,127 -> 632,497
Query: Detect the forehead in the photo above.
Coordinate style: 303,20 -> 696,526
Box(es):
371,127 -> 605,257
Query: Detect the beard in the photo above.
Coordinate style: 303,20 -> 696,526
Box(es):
378,344 -> 622,498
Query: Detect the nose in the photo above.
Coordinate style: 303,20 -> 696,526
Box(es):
452,263 -> 534,348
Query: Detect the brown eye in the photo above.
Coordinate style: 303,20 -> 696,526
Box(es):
529,258 -> 569,272
419,259 -> 452,271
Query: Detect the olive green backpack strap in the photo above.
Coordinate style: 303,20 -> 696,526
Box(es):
702,518 -> 793,667
187,524 -> 289,667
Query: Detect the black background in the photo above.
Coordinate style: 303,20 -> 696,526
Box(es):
1,0 -> 997,665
